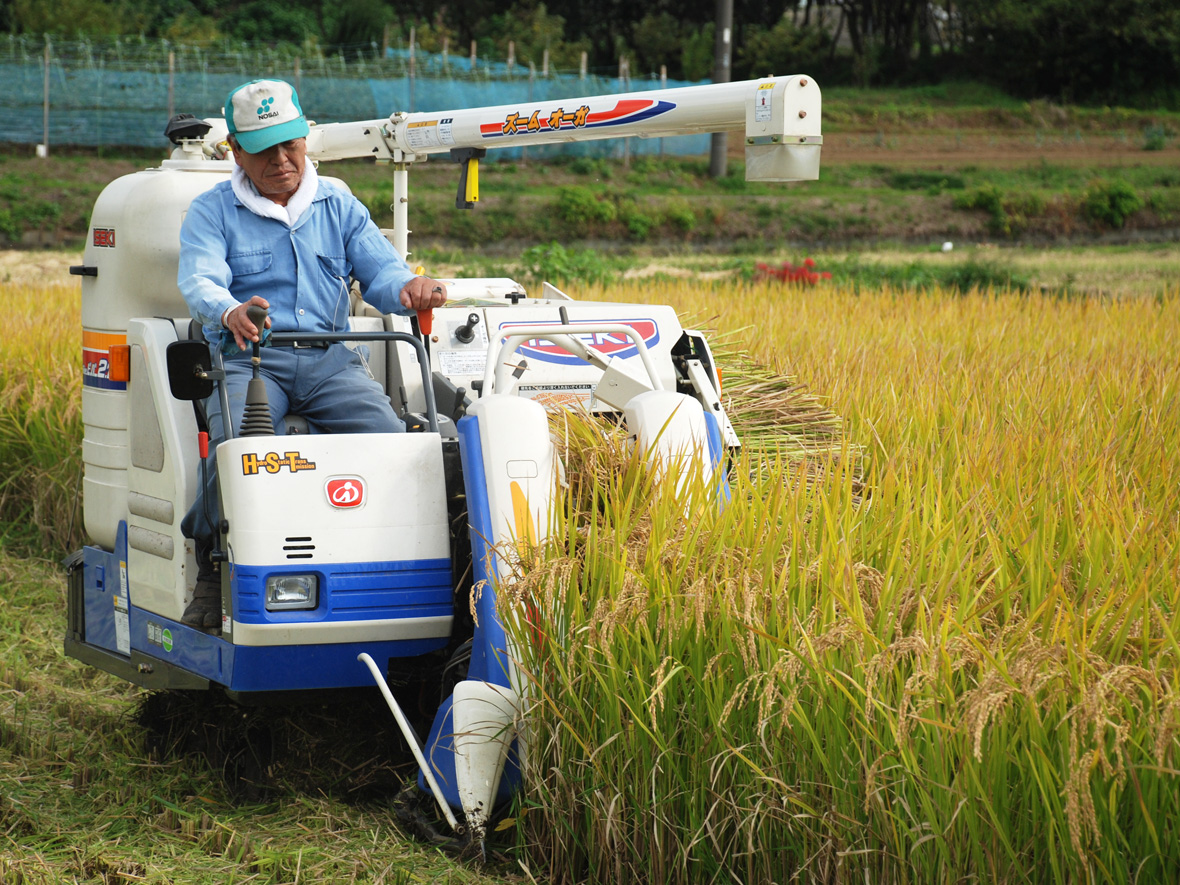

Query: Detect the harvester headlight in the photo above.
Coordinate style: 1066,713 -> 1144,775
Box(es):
265,574 -> 318,611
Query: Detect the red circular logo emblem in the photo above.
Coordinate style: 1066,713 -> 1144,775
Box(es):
326,477 -> 365,508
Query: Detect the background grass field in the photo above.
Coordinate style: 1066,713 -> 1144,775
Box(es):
2,259 -> 1177,881
5,79 -> 1180,254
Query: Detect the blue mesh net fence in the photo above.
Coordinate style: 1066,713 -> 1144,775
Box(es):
2,36 -> 711,158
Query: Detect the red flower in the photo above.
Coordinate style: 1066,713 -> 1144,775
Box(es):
756,257 -> 830,286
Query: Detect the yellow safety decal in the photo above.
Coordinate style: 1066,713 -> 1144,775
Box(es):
465,158 -> 479,203
242,451 -> 317,475
510,480 -> 538,553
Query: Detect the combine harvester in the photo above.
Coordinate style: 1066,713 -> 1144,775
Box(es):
65,75 -> 822,850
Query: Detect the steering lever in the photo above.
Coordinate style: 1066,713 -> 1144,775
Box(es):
240,304 -> 275,437
245,305 -> 269,365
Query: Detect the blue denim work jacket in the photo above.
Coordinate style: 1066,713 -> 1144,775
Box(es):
178,179 -> 416,344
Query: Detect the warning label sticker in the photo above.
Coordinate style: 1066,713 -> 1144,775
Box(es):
438,349 -> 489,376
755,83 -> 774,123
405,120 -> 441,149
518,383 -> 595,409
404,117 -> 457,150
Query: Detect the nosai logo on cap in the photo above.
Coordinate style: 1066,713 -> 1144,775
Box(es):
226,79 -> 309,151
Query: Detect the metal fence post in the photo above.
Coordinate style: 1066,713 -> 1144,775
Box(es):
620,56 -> 631,169
409,27 -> 416,112
40,38 -> 50,158
522,61 -> 535,166
659,64 -> 667,159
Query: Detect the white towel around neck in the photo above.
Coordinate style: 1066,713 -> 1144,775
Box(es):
231,156 -> 318,226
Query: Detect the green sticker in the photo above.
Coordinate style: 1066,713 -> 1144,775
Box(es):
162,629 -> 173,653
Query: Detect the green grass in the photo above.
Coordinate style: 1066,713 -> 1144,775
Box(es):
753,254 -> 1033,293
0,554 -> 523,884
821,84 -> 1180,132
8,81 -> 1180,249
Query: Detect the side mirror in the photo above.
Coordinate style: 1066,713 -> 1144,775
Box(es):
166,341 -> 215,401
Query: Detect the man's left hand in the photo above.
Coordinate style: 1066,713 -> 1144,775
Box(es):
400,277 -> 448,311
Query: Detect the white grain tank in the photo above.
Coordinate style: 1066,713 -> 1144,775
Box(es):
79,135 -> 231,550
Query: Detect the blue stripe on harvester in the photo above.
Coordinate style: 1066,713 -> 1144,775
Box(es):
456,414 -> 512,687
703,411 -> 730,504
232,558 -> 453,625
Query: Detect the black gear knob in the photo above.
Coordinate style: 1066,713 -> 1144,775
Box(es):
455,312 -> 480,344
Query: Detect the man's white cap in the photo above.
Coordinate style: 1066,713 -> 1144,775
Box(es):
225,79 -> 309,154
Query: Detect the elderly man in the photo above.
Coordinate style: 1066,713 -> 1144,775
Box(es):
178,78 -> 446,631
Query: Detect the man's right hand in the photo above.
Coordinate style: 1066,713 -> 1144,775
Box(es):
223,296 -> 271,351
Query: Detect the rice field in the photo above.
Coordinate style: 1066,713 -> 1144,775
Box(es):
506,280 -> 1180,882
0,280 -> 85,557
2,271 -> 1178,882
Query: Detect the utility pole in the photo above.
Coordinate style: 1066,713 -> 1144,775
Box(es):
709,0 -> 733,178
167,51 -> 175,122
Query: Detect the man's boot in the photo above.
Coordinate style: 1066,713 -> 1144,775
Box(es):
183,542 -> 222,633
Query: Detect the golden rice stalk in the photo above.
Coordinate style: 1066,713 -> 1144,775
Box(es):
703,325 -> 847,458
0,280 -> 83,555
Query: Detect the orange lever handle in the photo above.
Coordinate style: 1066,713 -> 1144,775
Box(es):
416,309 -> 433,336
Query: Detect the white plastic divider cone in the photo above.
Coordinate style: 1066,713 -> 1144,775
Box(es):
623,389 -> 714,495
450,680 -> 522,841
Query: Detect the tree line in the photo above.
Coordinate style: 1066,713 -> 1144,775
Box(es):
5,0 -> 1179,107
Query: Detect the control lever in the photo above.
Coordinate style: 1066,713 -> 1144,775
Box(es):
450,386 -> 467,423
455,312 -> 480,344
245,304 -> 270,348
416,309 -> 433,336
412,268 -> 440,339
240,305 -> 275,436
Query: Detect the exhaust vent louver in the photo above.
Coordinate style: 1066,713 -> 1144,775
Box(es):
284,536 -> 315,559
